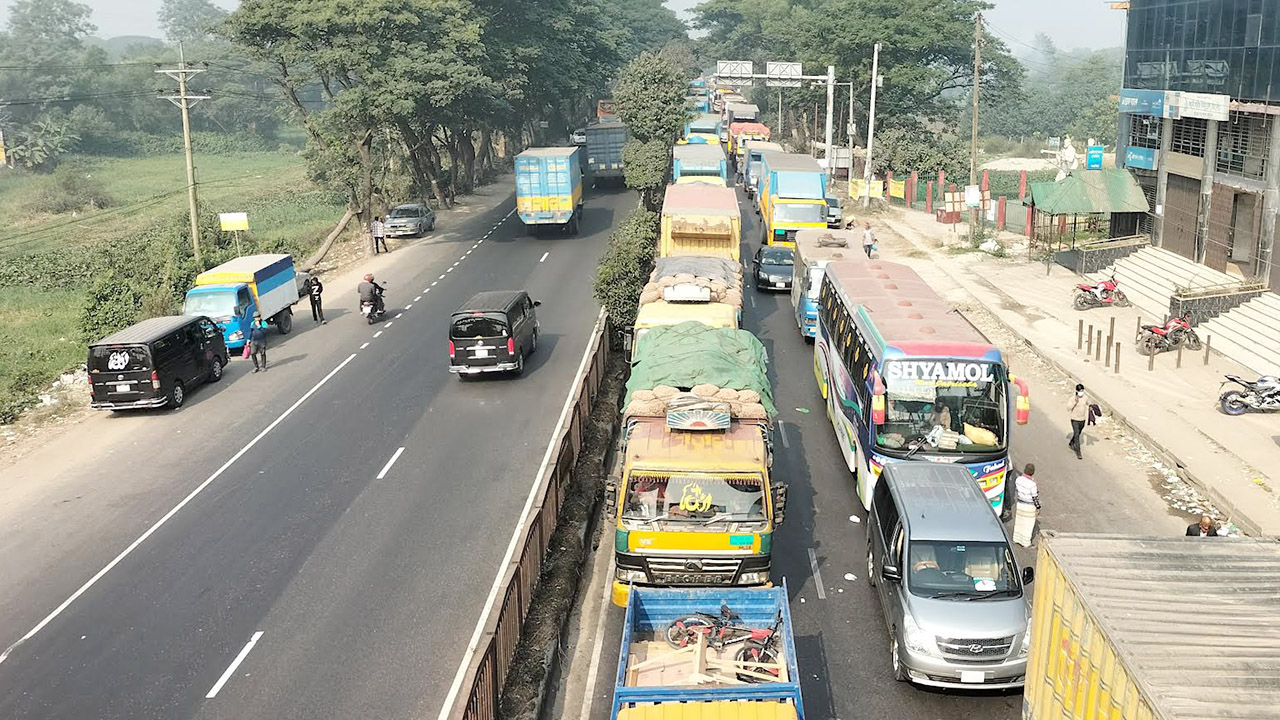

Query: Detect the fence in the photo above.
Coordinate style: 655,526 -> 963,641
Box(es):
871,168 -> 1058,239
447,309 -> 611,720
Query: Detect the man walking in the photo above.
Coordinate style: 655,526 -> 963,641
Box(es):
1067,383 -> 1089,459
306,275 -> 325,324
371,215 -> 389,254
249,313 -> 268,372
862,221 -> 875,258
1186,515 -> 1220,537
1012,463 -> 1040,547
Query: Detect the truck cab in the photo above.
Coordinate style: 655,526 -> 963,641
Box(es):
183,284 -> 259,351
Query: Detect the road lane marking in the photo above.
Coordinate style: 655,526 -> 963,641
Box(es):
464,250 -> 472,257
374,331 -> 383,338
438,274 -> 446,280
438,309 -> 606,720
451,261 -> 459,267
0,354 -> 358,667
395,312 -> 404,319
414,294 -> 422,301
808,548 -> 827,600
206,631 -> 264,698
360,342 -> 370,350
376,447 -> 406,480
385,321 -> 394,328
778,421 -> 790,448
405,304 -> 413,309
748,294 -> 756,307
539,251 -> 550,263
472,243 -> 480,249
446,267 -> 454,273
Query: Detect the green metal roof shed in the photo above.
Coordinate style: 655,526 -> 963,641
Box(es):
1029,169 -> 1151,215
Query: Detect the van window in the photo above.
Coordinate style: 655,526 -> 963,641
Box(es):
152,333 -> 189,366
199,318 -> 220,339
906,540 -> 1020,600
451,315 -> 509,339
235,289 -> 252,317
873,478 -> 898,534
90,346 -> 150,372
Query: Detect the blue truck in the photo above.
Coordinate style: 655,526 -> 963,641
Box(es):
672,144 -> 728,186
585,120 -> 628,186
612,585 -> 805,720
515,146 -> 584,234
182,254 -> 302,350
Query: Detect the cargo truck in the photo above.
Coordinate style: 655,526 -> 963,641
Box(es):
681,113 -> 722,145
724,102 -> 760,127
515,146 -> 583,234
659,185 -> 742,261
759,153 -> 828,247
182,253 -> 300,350
1023,533 -> 1280,720
743,140 -> 785,202
728,122 -> 771,177
606,322 -> 786,608
672,144 -> 728,186
585,120 -> 628,185
612,585 -> 805,720
632,255 -> 744,358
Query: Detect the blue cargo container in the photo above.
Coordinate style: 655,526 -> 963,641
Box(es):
515,146 -> 583,234
585,121 -> 628,184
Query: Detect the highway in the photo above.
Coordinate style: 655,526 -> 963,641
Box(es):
0,184 -> 629,719
561,185 -> 1192,720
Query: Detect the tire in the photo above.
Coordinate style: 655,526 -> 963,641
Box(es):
527,224 -> 537,237
1114,290 -> 1131,307
530,329 -> 539,355
1137,335 -> 1159,356
168,381 -> 186,409
428,219 -> 436,232
277,308 -> 293,335
1184,331 -> 1202,351
1072,293 -> 1091,311
866,544 -> 877,588
1220,390 -> 1250,416
1000,491 -> 1013,522
890,635 -> 909,682
734,643 -> 780,683
665,616 -> 715,649
368,314 -> 376,325
208,356 -> 225,383
513,351 -> 525,376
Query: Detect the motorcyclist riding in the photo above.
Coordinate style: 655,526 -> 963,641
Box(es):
358,273 -> 385,314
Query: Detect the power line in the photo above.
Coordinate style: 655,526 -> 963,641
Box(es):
0,91 -> 158,107
0,61 -> 160,71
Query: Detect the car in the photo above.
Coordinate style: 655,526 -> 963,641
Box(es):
88,315 -> 228,410
825,196 -> 843,228
570,128 -> 587,145
752,245 -> 795,291
449,291 -> 541,377
383,203 -> 436,237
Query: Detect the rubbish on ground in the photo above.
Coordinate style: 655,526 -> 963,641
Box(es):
843,573 -> 857,581
848,515 -> 860,524
795,407 -> 810,414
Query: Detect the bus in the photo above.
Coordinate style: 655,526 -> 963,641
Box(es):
790,228 -> 857,339
813,260 -> 1030,513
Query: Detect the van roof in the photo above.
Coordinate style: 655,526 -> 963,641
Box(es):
91,315 -> 200,346
453,291 -> 525,315
883,463 -> 1007,542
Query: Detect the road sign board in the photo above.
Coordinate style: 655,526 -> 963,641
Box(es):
1086,145 -> 1104,169
765,61 -> 802,87
219,212 -> 249,231
716,60 -> 754,80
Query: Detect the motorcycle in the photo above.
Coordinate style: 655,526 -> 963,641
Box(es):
361,289 -> 387,325
1135,313 -> 1200,356
1073,275 -> 1130,310
1218,374 -> 1280,415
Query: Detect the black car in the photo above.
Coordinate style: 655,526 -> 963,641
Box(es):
88,315 -> 228,410
449,291 -> 541,377
753,246 -> 795,291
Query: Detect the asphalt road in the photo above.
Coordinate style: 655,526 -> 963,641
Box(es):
565,184 -> 1191,720
0,184 -> 630,719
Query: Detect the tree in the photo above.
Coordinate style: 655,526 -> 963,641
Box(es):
615,51 -> 688,143
871,127 -> 967,181
593,208 -> 659,343
158,0 -> 228,44
603,0 -> 690,60
621,139 -> 670,209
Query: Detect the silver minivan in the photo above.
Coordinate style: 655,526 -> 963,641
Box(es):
865,462 -> 1034,689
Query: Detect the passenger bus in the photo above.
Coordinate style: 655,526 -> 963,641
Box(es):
813,260 -> 1030,513
790,228 -> 857,339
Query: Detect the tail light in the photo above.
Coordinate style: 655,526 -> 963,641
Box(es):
870,373 -> 886,425
1012,375 -> 1030,425
507,338 -> 516,355
448,340 -> 455,358
150,370 -> 161,390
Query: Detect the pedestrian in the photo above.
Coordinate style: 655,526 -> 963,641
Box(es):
1067,383 -> 1089,459
306,275 -> 325,324
249,313 -> 268,372
1186,514 -> 1220,537
862,221 -> 876,258
371,215 -> 389,254
1012,463 -> 1040,547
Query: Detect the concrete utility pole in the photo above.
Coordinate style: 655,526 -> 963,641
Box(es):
824,65 -> 835,191
862,43 -> 881,209
158,44 -> 209,266
969,12 -> 982,235
777,89 -> 783,135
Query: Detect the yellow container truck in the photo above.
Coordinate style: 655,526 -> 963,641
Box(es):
659,184 -> 742,261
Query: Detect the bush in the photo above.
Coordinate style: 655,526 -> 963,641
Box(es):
29,160 -> 114,215
79,272 -> 143,343
76,131 -> 275,157
593,208 -> 659,344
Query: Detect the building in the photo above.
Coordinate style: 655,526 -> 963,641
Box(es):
1118,0 -> 1280,292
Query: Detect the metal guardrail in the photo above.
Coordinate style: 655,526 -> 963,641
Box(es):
1173,279 -> 1266,298
447,309 -> 611,720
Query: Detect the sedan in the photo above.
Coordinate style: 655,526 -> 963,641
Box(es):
753,245 -> 795,291
384,203 -> 437,237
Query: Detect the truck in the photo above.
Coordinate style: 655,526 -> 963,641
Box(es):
515,146 -> 583,234
742,140 -> 785,201
606,322 -> 786,608
597,99 -> 618,122
728,122 -> 771,177
659,184 -> 742,261
182,253 -> 300,350
633,256 -> 744,357
680,113 -> 722,145
1023,533 -> 1280,720
724,101 -> 760,128
672,144 -> 728,186
585,120 -> 628,185
611,585 -> 805,720
758,153 -> 828,247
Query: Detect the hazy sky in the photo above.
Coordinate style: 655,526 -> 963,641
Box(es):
2,0 -> 1126,51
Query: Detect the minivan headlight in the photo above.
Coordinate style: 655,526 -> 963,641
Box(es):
1017,625 -> 1032,657
902,613 -> 941,656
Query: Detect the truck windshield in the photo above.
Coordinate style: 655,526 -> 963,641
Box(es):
183,292 -> 236,319
623,473 -> 766,526
876,359 -> 1007,455
773,202 -> 825,225
906,540 -> 1020,600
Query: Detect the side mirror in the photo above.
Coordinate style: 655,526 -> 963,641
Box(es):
533,300 -> 542,307
772,483 -> 788,525
881,565 -> 902,583
605,481 -> 618,515
1022,567 -> 1035,585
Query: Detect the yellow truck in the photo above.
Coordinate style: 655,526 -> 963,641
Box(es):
632,301 -> 737,360
1024,532 -> 1280,720
758,153 -> 828,247
659,184 -> 742,261
606,323 -> 786,608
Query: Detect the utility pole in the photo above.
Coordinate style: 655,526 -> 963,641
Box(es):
824,65 -> 835,191
862,43 -> 881,209
157,44 -> 209,266
777,89 -> 783,136
846,82 -> 855,163
969,12 -> 982,236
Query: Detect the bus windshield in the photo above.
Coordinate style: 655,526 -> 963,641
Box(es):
773,202 -> 825,225
876,359 -> 1007,455
622,473 -> 767,528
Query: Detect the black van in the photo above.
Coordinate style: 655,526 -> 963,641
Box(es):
449,291 -> 540,377
88,315 -> 228,410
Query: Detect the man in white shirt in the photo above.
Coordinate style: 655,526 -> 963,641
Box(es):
862,221 -> 875,258
1012,463 -> 1040,547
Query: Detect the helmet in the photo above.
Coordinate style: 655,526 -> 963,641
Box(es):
364,273 -> 374,282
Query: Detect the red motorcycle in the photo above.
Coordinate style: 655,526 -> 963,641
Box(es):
1135,314 -> 1201,355
1073,275 -> 1131,310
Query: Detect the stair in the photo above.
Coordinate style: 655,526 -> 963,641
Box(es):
1200,294 -> 1280,375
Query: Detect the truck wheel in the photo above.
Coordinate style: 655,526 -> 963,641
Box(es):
277,308 -> 293,334
569,214 -> 580,235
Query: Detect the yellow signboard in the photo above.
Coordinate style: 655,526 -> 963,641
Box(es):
219,212 -> 249,232
888,179 -> 906,199
849,178 -> 884,200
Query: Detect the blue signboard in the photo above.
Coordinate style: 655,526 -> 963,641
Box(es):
1119,88 -> 1167,117
1124,146 -> 1158,170
1086,145 -> 1104,170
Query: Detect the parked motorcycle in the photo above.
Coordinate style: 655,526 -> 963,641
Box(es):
1219,374 -> 1280,415
1073,275 -> 1130,310
1135,314 -> 1200,355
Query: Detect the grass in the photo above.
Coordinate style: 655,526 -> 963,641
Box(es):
0,286 -> 85,422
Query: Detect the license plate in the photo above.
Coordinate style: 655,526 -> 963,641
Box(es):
774,282 -> 785,288
473,348 -> 490,358
113,383 -> 133,393
960,671 -> 985,684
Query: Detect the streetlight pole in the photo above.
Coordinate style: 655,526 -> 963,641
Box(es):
824,65 -> 835,191
862,43 -> 881,209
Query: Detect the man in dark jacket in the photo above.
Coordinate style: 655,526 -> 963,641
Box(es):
306,276 -> 325,324
249,314 -> 268,372
1185,515 -> 1220,537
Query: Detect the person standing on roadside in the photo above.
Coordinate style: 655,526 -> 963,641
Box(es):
306,275 -> 325,324
1186,515 -> 1220,537
1067,383 -> 1089,459
862,221 -> 875,258
1012,463 -> 1040,547
371,215 -> 389,254
249,313 -> 268,372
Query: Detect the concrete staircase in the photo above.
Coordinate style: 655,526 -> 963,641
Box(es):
1092,247 -> 1280,376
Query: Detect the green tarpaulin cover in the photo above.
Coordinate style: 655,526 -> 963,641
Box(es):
1029,169 -> 1151,215
627,321 -> 776,415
